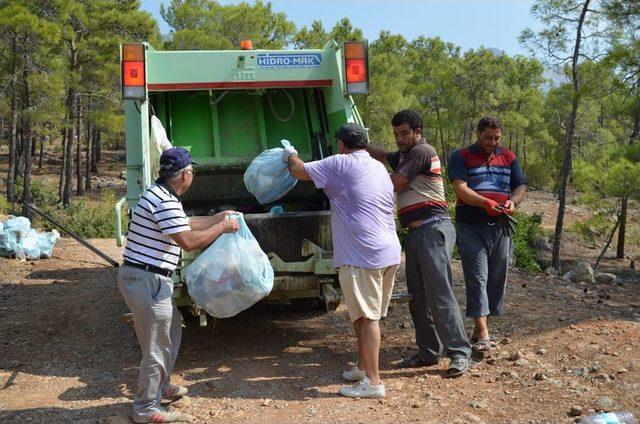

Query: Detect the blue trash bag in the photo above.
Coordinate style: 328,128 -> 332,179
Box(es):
243,139 -> 298,204
38,230 -> 60,259
185,213 -> 274,318
3,217 -> 32,259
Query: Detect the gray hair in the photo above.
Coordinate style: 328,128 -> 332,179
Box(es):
163,166 -> 191,181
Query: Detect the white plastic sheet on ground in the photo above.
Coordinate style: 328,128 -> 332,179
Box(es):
243,139 -> 298,204
151,115 -> 173,154
0,216 -> 60,261
185,213 -> 274,318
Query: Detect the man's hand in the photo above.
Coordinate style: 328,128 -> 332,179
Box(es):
281,145 -> 298,163
482,198 -> 502,217
502,200 -> 515,215
214,210 -> 238,220
221,218 -> 240,233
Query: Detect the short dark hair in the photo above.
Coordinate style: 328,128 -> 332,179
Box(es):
335,122 -> 367,149
476,116 -> 503,133
391,109 -> 423,131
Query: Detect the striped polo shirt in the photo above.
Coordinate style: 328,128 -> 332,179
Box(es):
123,181 -> 191,270
386,139 -> 449,227
447,145 -> 526,223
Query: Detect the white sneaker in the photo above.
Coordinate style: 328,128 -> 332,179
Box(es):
341,364 -> 366,381
338,377 -> 385,398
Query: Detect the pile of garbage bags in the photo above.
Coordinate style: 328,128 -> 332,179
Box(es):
0,216 -> 60,261
244,139 -> 298,204
185,213 -> 274,318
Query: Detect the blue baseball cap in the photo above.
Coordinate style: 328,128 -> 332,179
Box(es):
159,147 -> 197,176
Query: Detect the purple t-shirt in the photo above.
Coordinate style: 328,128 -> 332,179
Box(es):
304,150 -> 401,269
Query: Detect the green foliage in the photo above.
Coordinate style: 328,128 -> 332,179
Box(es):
568,214 -> 613,246
38,190 -> 124,239
513,212 -> 543,271
161,0 -> 296,50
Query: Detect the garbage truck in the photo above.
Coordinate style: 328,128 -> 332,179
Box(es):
116,40 -> 372,325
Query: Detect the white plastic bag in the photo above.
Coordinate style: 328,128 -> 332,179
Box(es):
151,115 -> 173,154
185,213 -> 274,318
243,139 -> 298,204
0,217 -> 60,260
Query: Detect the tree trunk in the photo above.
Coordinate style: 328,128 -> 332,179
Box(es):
595,214 -> 620,270
38,134 -> 45,169
95,130 -> 102,166
85,97 -> 92,190
21,52 -> 34,218
15,128 -> 24,184
91,129 -> 99,173
62,36 -> 79,207
551,0 -> 590,271
58,118 -> 67,202
7,37 -> 19,204
616,105 -> 640,259
76,95 -> 83,196
62,88 -> 77,206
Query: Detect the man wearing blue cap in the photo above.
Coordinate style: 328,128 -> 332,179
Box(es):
117,147 -> 239,423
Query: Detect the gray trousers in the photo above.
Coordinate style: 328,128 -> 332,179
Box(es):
117,265 -> 182,416
456,221 -> 511,318
406,219 -> 471,361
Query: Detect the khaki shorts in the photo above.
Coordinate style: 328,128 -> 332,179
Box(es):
338,264 -> 398,322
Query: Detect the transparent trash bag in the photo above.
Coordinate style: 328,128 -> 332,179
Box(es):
243,139 -> 298,204
151,115 -> 173,154
185,213 -> 274,318
0,217 -> 60,260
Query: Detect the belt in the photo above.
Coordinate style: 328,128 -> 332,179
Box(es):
407,216 -> 450,230
123,260 -> 173,277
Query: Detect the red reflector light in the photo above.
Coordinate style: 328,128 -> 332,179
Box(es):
121,43 -> 146,99
343,41 -> 369,95
346,58 -> 366,83
123,62 -> 145,86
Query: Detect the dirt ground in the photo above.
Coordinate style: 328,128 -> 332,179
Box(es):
1,150 -> 640,423
1,220 -> 640,423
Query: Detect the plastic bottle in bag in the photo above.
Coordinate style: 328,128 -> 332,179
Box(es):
580,411 -> 637,424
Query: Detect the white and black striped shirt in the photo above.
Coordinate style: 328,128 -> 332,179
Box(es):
123,183 -> 190,270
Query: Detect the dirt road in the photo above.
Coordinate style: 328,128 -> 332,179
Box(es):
1,232 -> 639,424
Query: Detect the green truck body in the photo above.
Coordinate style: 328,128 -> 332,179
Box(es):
117,41 -> 370,323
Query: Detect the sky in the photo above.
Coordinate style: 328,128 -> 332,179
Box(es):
139,0 -> 542,56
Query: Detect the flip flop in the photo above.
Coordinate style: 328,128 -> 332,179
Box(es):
472,338 -> 491,353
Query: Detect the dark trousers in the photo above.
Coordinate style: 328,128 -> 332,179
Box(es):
406,219 -> 471,360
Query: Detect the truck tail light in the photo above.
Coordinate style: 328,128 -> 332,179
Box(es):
344,41 -> 369,94
121,44 -> 146,99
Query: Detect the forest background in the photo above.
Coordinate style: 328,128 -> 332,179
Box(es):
0,0 -> 638,271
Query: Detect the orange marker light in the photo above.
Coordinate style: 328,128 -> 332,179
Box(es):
123,44 -> 145,62
240,40 -> 253,50
343,41 -> 369,94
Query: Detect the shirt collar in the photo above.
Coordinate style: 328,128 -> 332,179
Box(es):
154,178 -> 181,199
469,144 -> 504,155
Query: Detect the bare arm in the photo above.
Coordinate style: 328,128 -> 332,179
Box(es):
189,210 -> 237,230
390,173 -> 409,192
287,153 -> 313,181
366,143 -> 389,164
503,184 -> 527,213
169,219 -> 239,252
450,179 -> 491,208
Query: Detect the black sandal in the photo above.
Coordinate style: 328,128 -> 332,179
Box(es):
397,355 -> 440,368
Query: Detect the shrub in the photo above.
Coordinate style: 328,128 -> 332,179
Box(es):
512,212 -> 543,272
